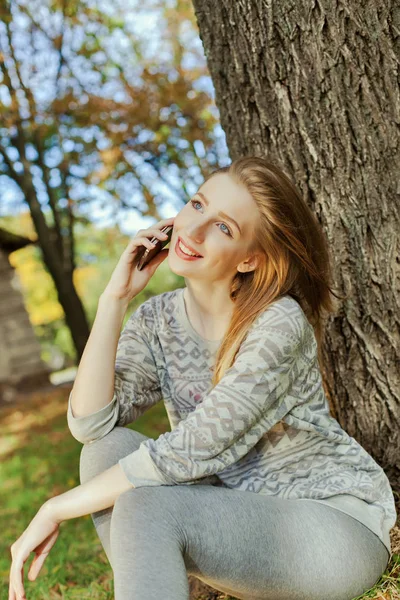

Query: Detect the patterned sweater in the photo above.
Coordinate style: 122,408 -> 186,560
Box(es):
67,288 -> 397,555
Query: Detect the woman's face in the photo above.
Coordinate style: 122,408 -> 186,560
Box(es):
168,173 -> 261,282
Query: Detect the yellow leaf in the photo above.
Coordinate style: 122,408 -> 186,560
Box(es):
51,564 -> 62,574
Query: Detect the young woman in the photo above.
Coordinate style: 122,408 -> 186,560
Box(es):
9,156 -> 396,600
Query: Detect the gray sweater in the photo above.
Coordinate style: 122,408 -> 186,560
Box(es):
67,288 -> 397,555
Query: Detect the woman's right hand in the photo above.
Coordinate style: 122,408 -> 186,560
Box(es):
102,217 -> 175,303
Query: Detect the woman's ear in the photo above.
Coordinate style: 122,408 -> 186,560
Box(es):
237,252 -> 262,273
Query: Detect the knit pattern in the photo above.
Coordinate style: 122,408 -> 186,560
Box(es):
69,288 -> 397,542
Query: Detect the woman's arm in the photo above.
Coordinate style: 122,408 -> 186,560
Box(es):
70,293 -> 129,418
46,462 -> 134,523
70,216 -> 175,419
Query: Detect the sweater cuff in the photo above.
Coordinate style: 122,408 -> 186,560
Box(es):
118,442 -> 174,488
67,391 -> 119,444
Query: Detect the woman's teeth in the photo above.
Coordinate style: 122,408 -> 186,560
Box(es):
178,240 -> 201,257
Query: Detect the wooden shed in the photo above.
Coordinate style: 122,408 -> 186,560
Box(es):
0,227 -> 51,403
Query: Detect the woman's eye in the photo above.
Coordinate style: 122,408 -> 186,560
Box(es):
219,223 -> 231,235
190,199 -> 232,237
191,200 -> 202,210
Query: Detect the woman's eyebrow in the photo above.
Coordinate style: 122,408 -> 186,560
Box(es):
194,192 -> 242,234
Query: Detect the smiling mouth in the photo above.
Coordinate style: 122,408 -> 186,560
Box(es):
175,238 -> 203,259
177,237 -> 203,257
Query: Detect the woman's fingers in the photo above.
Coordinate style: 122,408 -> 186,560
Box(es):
135,218 -> 174,244
137,228 -> 170,241
130,230 -> 169,250
8,578 -> 16,600
9,525 -> 60,598
124,233 -> 163,255
9,542 -> 26,600
28,551 -> 48,581
27,528 -> 59,581
8,579 -> 17,600
9,558 -> 26,600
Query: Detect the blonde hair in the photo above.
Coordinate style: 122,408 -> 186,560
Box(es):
207,155 -> 345,389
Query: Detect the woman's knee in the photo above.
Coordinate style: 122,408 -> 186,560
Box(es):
79,426 -> 149,485
111,486 -> 185,544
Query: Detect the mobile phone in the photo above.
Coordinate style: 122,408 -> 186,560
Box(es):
136,225 -> 174,271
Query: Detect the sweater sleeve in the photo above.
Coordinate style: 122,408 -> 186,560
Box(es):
67,301 -> 163,444
119,304 -> 309,487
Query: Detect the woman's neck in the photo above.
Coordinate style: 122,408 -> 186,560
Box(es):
183,288 -> 234,341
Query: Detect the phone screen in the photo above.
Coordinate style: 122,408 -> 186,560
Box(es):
136,225 -> 174,271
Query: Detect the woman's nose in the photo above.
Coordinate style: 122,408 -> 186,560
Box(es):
185,224 -> 205,243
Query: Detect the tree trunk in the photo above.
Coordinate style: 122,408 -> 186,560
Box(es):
52,273 -> 91,362
191,0 -> 400,490
22,180 -> 90,361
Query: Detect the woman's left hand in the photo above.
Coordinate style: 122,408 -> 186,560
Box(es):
8,502 -> 60,600
8,460 -> 134,599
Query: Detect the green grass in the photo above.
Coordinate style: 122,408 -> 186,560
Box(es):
0,386 -> 171,600
0,386 -> 399,599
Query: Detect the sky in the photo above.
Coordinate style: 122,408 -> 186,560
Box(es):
0,0 -> 229,238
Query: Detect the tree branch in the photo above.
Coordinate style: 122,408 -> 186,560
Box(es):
4,8 -> 36,123
0,142 -> 24,188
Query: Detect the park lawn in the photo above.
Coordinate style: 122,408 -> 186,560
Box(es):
0,386 -> 171,600
0,386 -> 399,600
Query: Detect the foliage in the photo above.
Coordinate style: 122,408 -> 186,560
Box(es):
0,0 -> 226,357
3,210 -> 184,368
0,0 -> 221,220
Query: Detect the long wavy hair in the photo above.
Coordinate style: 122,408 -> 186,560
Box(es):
207,155 -> 345,389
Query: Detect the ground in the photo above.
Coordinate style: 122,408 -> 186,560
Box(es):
1,384 -> 399,599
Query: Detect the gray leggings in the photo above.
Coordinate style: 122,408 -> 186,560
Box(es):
79,427 -> 389,600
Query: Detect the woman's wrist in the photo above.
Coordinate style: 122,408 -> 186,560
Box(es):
99,289 -> 131,310
39,499 -> 63,525
43,462 -> 134,524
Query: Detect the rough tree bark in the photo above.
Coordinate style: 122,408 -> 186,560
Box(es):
191,0 -> 400,490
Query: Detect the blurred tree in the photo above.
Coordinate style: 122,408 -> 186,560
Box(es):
0,0 -> 222,359
191,0 -> 399,486
4,210 -> 184,368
